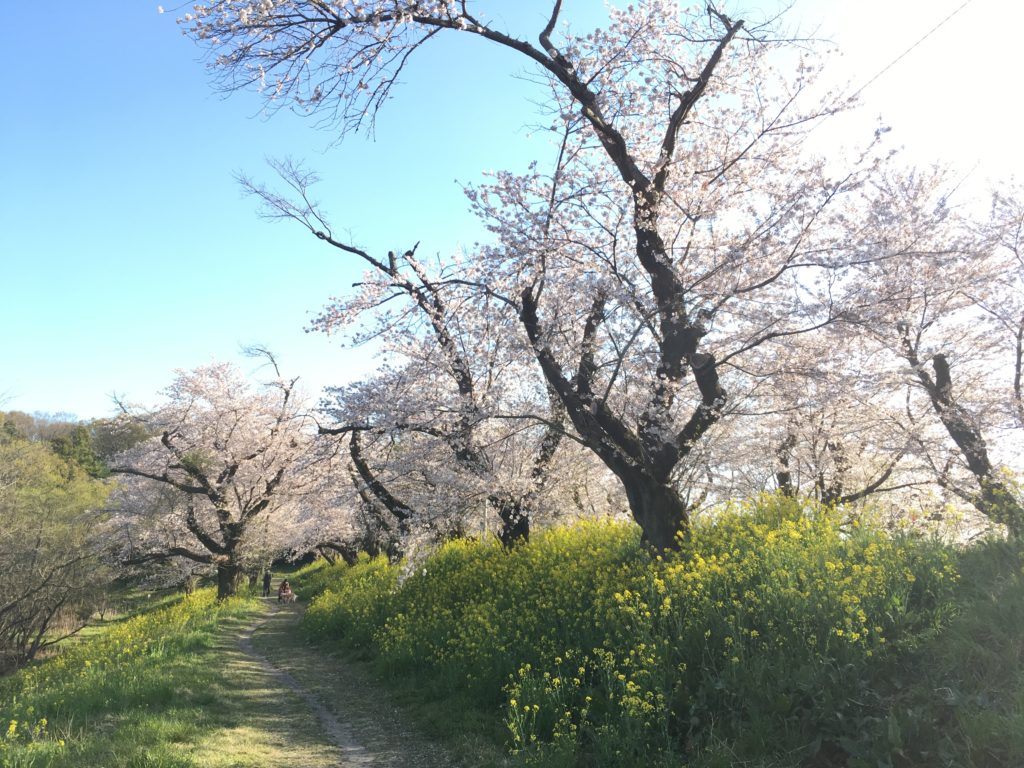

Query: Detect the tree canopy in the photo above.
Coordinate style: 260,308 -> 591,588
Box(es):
171,1 -> 1022,547
0,424 -> 111,672
110,359 -> 346,597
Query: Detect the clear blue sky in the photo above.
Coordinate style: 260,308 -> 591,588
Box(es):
1,0 -> 1017,420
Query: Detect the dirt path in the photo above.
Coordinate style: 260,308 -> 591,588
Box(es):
236,608 -> 377,766
236,600 -> 460,768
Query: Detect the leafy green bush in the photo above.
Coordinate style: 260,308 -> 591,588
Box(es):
503,498 -> 956,765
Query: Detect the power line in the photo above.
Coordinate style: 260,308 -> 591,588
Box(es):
848,0 -> 975,102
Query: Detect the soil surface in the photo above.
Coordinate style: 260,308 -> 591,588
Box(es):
237,600 -> 457,768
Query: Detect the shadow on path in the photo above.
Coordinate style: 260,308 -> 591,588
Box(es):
237,600 -> 455,768
237,607 -> 377,766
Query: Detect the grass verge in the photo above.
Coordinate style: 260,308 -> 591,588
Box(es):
0,590 -> 343,767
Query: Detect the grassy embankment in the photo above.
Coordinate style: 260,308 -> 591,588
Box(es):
3,494 -> 1019,767
297,495 -> 1024,767
0,588 -> 342,768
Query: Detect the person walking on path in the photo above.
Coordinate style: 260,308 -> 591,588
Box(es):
262,570 -> 272,598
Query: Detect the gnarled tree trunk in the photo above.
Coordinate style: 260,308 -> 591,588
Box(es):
216,560 -> 245,599
901,331 -> 1024,538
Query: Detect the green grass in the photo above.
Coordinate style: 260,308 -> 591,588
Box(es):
0,589 -> 343,767
298,496 -> 1024,767
251,601 -> 496,768
862,539 -> 1024,767
5,499 -> 1021,767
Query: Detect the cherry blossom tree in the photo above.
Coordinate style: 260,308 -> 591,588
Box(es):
832,170 -> 1024,537
984,188 -> 1024,434
711,362 -> 919,508
319,354 -> 616,552
241,159 -> 569,545
316,316 -> 576,549
110,356 -> 341,597
178,0 -> 917,550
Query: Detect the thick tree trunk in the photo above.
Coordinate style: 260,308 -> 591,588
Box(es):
775,431 -> 797,497
977,480 -> 1024,540
519,288 -> 701,552
216,561 -> 244,599
901,337 -> 1024,538
492,494 -> 530,548
621,472 -> 690,551
923,354 -> 1024,537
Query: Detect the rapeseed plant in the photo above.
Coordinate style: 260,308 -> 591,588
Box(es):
0,589 -> 256,766
300,496 -> 974,766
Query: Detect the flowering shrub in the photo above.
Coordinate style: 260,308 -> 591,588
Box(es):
302,553 -> 400,654
301,496 -> 959,766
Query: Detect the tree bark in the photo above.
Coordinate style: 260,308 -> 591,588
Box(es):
490,494 -> 530,548
216,560 -> 244,599
520,286 -> 704,550
620,471 -> 690,551
900,328 -> 1024,537
775,431 -> 797,497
